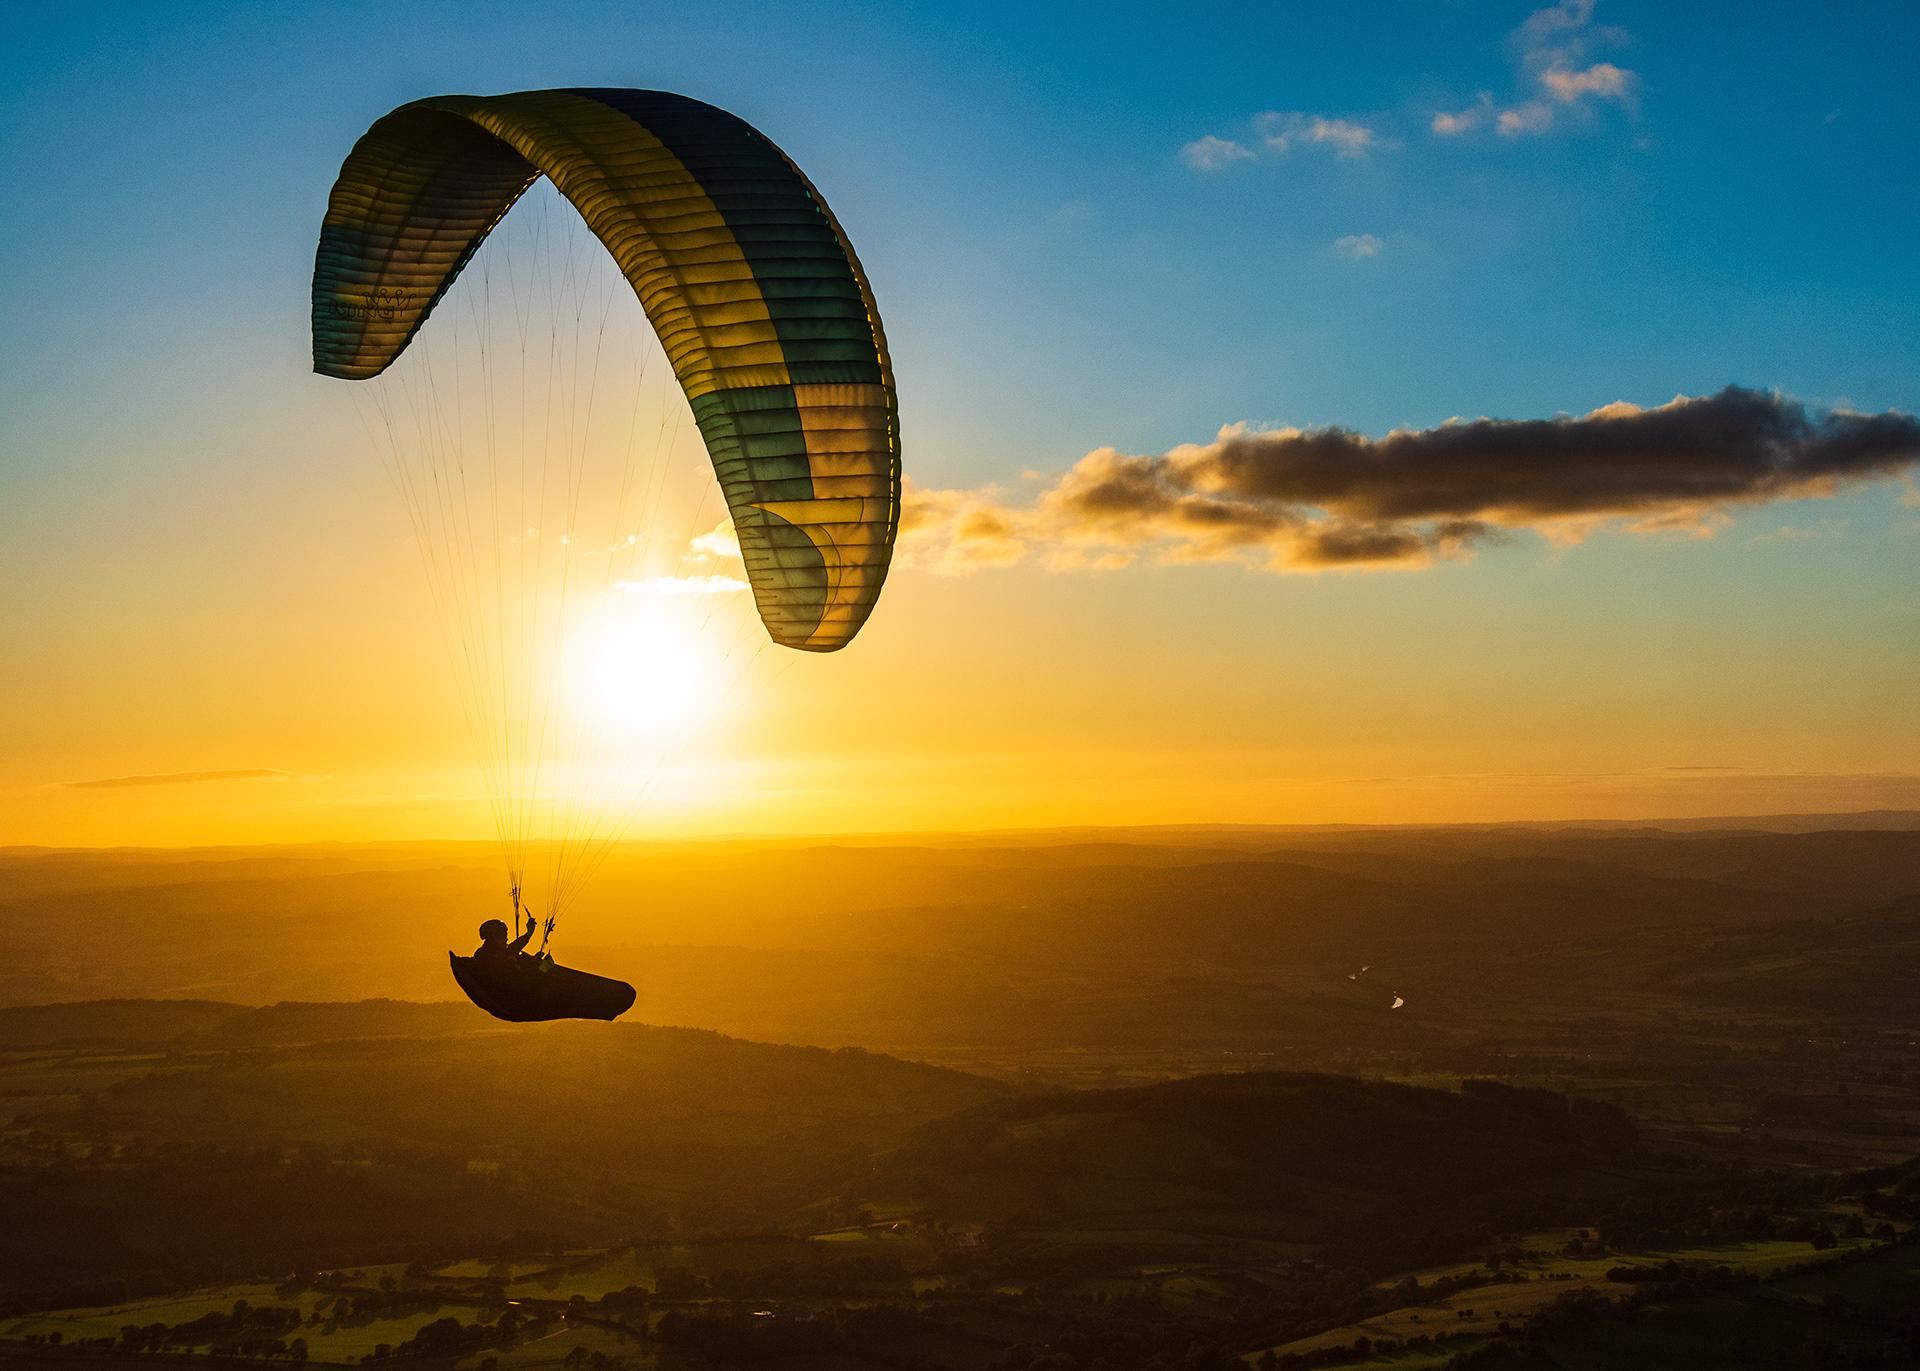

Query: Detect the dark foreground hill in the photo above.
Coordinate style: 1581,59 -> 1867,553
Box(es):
4,1002 -> 1697,1310
2,997 -> 1011,1166
872,1072 -> 1674,1266
0,999 -> 1009,1310
88,1017 -> 1012,1173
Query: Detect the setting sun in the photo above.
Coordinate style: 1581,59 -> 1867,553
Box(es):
563,579 -> 749,745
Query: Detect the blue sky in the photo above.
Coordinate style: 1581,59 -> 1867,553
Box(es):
7,0 -> 1916,477
2,1 -> 1916,840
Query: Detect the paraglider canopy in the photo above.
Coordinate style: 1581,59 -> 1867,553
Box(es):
313,87 -> 900,653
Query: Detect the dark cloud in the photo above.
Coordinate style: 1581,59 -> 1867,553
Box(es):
69,768 -> 286,790
1293,519 -> 1506,568
902,388 -> 1920,573
1191,387 -> 1920,521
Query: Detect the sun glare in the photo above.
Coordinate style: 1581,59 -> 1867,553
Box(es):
564,584 -> 737,744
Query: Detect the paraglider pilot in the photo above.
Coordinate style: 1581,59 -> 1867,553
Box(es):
474,916 -> 535,965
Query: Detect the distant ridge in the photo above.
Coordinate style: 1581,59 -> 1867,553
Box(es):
909,809 -> 1920,842
0,996 -> 509,1049
4,826 -> 1914,1056
0,997 -> 249,1048
2,808 -> 1916,858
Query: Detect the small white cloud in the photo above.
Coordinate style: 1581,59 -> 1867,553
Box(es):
1541,61 -> 1633,102
1187,113 -> 1385,169
1516,0 -> 1596,48
1304,116 -> 1378,158
1334,233 -> 1383,260
1497,101 -> 1556,137
1432,93 -> 1494,135
1438,1 -> 1636,142
1256,111 -> 1382,159
1181,134 -> 1255,170
687,521 -> 742,562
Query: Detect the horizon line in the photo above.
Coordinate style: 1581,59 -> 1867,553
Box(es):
3,806 -> 1916,856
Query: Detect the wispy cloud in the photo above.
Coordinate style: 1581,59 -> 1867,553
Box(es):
901,388 -> 1920,575
1434,0 -> 1636,140
1191,2 -> 1632,172
1180,134 -> 1256,170
1334,233 -> 1383,260
1751,523 -> 1827,544
1540,60 -> 1632,102
687,521 -> 743,563
68,768 -> 287,790
1432,93 -> 1495,136
1495,103 -> 1558,137
896,485 -> 1030,572
616,574 -> 750,598
1258,112 -> 1381,159
1184,112 -> 1386,170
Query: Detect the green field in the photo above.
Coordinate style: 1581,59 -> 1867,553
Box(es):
8,1286 -> 282,1339
1256,1229 -> 1902,1367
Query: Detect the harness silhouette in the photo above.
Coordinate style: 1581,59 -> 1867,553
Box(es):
449,950 -> 635,1023
451,897 -> 635,1023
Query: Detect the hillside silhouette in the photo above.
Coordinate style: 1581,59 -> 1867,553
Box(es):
871,1073 -> 1653,1253
0,1001 -> 1006,1308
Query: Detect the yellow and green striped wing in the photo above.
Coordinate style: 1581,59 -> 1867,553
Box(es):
312,89 -> 898,652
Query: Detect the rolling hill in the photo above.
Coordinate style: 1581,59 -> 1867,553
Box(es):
868,1072 -> 1667,1263
0,999 -> 1010,1310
